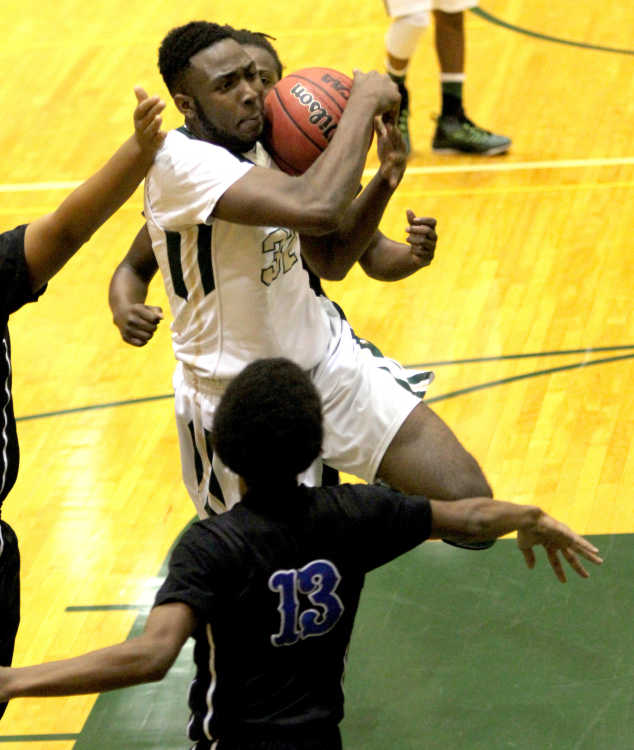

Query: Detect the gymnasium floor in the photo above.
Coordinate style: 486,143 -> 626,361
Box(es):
1,1 -> 633,748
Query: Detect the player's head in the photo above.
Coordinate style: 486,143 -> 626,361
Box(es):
211,358 -> 323,490
232,29 -> 283,94
158,21 -> 265,152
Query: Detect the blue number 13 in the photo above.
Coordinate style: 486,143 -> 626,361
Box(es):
269,559 -> 344,647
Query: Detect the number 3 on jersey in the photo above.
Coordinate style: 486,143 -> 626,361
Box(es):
261,228 -> 298,286
269,559 -> 344,647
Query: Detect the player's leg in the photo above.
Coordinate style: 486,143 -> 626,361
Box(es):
0,521 -> 20,721
431,2 -> 511,154
377,399 -> 491,499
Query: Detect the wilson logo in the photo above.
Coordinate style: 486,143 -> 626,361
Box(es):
290,83 -> 339,140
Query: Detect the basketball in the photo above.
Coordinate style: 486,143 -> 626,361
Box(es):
263,67 -> 353,175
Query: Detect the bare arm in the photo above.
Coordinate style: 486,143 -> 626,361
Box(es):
109,224 -> 163,347
299,115 -> 407,280
213,71 -> 400,236
0,602 -> 195,701
23,88 -> 165,293
358,213 -> 437,282
429,498 -> 603,582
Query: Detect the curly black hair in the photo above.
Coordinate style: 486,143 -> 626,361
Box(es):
231,28 -> 283,80
211,358 -> 323,487
158,21 -> 234,93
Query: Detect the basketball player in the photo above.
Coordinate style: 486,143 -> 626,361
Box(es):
109,27 -> 438,495
384,0 -> 511,154
112,21 -> 492,525
0,87 -> 165,721
0,358 -> 602,749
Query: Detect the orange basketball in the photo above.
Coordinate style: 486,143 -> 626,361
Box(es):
263,67 -> 352,175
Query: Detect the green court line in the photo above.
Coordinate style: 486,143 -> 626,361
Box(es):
425,351 -> 634,404
16,346 -> 634,424
473,6 -> 634,55
416,344 -> 634,367
66,605 -> 148,612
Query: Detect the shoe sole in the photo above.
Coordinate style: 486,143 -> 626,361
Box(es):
431,144 -> 511,156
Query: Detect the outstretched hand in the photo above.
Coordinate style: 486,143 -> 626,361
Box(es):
133,87 -> 166,152
517,513 -> 603,582
405,210 -> 437,268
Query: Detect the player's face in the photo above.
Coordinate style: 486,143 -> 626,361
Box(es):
185,38 -> 265,151
242,45 -> 281,95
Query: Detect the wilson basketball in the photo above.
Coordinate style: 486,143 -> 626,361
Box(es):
263,67 -> 352,175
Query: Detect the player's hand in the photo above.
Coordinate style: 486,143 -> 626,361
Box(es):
405,211 -> 437,268
517,512 -> 603,583
351,70 -> 400,120
133,87 -> 166,153
376,116 -> 407,189
114,303 -> 163,347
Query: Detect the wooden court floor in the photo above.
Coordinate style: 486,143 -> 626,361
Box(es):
1,1 -> 633,747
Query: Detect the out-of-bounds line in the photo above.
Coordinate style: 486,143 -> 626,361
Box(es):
424,352 -> 634,404
473,6 -> 634,56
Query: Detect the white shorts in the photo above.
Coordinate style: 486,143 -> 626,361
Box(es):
173,297 -> 432,517
384,0 -> 477,18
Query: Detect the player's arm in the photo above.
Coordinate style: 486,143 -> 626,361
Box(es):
298,114 -> 408,280
358,212 -> 437,282
23,88 -> 166,294
0,602 -> 195,701
213,71 -> 399,236
109,223 -> 163,347
429,499 -> 603,582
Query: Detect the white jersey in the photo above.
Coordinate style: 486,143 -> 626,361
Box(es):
144,128 -> 331,380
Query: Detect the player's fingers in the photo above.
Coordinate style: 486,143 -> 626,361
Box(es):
561,548 -> 590,578
546,547 -> 567,583
569,537 -> 603,565
133,86 -> 148,103
521,547 -> 536,569
374,115 -> 387,138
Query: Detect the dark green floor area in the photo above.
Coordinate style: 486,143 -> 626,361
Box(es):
68,534 -> 633,748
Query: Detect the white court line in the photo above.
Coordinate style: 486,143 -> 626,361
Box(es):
365,156 -> 634,178
1,157 -> 633,193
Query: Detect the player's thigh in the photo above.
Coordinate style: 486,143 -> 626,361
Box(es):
377,400 -> 492,499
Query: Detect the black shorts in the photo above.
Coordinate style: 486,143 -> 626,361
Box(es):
215,726 -> 342,750
0,520 -> 20,721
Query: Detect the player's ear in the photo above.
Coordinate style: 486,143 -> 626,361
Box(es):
174,93 -> 195,118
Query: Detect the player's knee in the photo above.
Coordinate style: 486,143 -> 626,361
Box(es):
385,13 -> 429,61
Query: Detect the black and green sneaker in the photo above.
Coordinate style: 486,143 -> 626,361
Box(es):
432,114 -> 511,155
395,81 -> 411,155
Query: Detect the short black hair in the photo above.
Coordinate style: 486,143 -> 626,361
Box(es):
212,358 -> 322,487
232,28 -> 283,79
158,21 -> 235,93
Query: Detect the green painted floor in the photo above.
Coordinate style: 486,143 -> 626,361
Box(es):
70,533 -> 632,749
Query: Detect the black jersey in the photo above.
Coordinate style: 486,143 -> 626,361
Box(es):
155,482 -> 431,747
0,225 -> 46,512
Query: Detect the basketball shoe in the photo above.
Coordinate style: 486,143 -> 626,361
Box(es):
432,114 -> 511,155
394,81 -> 411,155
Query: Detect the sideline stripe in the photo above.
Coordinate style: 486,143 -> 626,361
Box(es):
473,6 -> 634,56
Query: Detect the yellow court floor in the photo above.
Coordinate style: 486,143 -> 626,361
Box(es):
0,0 -> 633,747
